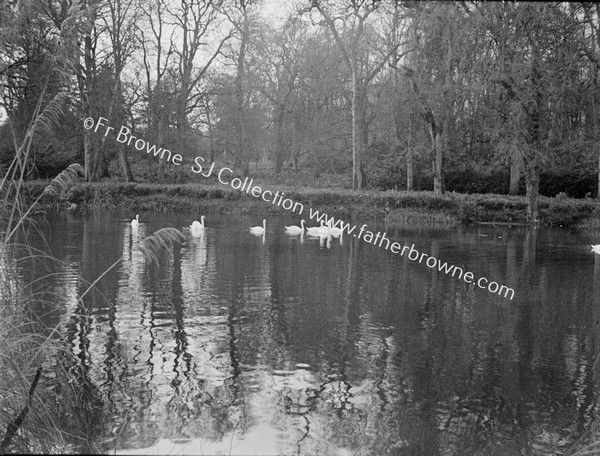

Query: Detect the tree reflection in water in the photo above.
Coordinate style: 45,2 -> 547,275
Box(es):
11,212 -> 600,455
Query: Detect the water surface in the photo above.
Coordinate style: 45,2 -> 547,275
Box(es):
12,210 -> 600,455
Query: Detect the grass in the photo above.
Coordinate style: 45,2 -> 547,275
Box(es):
0,289 -> 102,454
21,176 -> 600,228
1,157 -> 105,453
0,40 -> 109,450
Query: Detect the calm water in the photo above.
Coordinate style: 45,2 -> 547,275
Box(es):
10,210 -> 600,455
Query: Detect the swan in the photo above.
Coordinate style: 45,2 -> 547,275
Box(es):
190,215 -> 206,234
327,219 -> 343,237
307,220 -> 329,236
285,219 -> 305,235
250,219 -> 266,235
591,244 -> 600,254
131,214 -> 140,228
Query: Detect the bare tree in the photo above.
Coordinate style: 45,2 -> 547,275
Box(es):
167,0 -> 231,183
575,3 -> 600,199
307,0 -> 407,190
102,0 -> 140,182
139,0 -> 176,181
221,0 -> 261,178
255,16 -> 306,173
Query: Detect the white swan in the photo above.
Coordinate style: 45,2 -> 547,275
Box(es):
306,220 -> 328,236
285,219 -> 305,235
591,244 -> 600,254
131,214 -> 140,228
327,219 -> 343,237
250,219 -> 266,235
190,215 -> 206,235
190,216 -> 206,237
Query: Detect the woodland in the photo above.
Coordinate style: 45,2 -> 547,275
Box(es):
2,1 -> 600,222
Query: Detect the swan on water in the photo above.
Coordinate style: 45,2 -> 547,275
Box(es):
285,219 -> 305,235
327,219 -> 343,237
250,219 -> 266,235
307,220 -> 328,236
190,216 -> 206,236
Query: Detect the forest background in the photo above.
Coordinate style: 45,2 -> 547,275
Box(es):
2,0 -> 600,224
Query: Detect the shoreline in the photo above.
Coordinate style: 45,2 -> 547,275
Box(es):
24,180 -> 600,229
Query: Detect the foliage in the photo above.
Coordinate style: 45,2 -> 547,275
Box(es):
41,163 -> 85,199
0,300 -> 101,454
138,227 -> 187,265
22,179 -> 600,228
2,1 -> 600,216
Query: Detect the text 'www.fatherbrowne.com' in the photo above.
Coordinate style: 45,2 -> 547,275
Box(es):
304,208 -> 515,301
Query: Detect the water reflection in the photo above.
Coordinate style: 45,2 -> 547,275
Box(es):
7,211 -> 600,455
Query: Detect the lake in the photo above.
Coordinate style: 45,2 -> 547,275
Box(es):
10,210 -> 600,455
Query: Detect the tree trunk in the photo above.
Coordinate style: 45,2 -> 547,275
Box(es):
206,101 -> 215,163
509,154 -> 520,195
597,147 -> 600,199
91,139 -> 103,181
406,125 -> 414,191
431,127 -> 444,195
274,110 -> 285,174
175,91 -> 187,184
358,87 -> 368,189
525,165 -> 539,223
157,119 -> 165,182
117,144 -> 134,182
236,68 -> 247,175
115,81 -> 133,182
407,147 -> 414,191
394,95 -> 412,191
83,125 -> 93,182
241,121 -> 249,177
351,69 -> 364,190
177,122 -> 184,184
81,28 -> 96,182
237,8 -> 250,178
434,132 -> 443,194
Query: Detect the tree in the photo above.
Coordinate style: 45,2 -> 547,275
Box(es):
574,3 -> 600,199
1,0 -> 83,178
308,0 -> 407,190
222,0 -> 262,177
74,0 -> 103,181
478,2 -> 580,221
398,2 -> 470,195
255,16 -> 306,173
168,0 -> 231,182
139,0 -> 177,182
101,0 -> 140,182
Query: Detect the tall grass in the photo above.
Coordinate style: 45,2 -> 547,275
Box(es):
0,4 -> 104,450
0,104 -> 187,453
0,107 -> 100,451
0,291 -> 101,453
138,227 -> 187,265
0,3 -> 193,452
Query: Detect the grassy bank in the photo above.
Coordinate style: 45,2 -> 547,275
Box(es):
24,179 -> 600,228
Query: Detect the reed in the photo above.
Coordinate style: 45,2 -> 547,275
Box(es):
41,163 -> 85,199
0,8 -> 104,450
138,227 -> 187,265
0,299 -> 101,454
